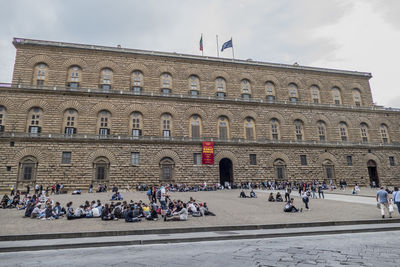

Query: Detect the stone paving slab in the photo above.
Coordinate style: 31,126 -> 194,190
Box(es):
1,223 -> 400,252
0,190 -> 397,236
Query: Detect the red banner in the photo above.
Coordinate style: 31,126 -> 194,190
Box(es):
202,141 -> 214,165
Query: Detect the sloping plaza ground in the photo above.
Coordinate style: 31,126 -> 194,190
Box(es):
0,188 -> 394,236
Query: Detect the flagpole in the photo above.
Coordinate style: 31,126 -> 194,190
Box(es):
201,33 -> 204,56
216,35 -> 219,57
231,37 -> 234,59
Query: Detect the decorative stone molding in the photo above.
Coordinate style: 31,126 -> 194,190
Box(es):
215,150 -> 238,166
88,149 -> 117,165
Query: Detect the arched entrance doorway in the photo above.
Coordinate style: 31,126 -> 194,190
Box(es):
367,160 -> 379,187
219,158 -> 233,186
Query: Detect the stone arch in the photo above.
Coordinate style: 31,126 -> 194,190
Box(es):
126,63 -> 150,76
332,115 -> 353,128
355,117 -> 373,127
347,82 -> 365,92
215,150 -> 238,166
363,153 -> 382,166
238,73 -> 256,84
270,152 -> 290,166
211,70 -> 230,80
0,97 -> 15,111
289,113 -> 309,124
305,78 -> 323,88
88,149 -> 117,165
94,60 -> 121,73
62,58 -> 88,69
184,106 -> 207,120
209,109 -> 234,122
57,100 -> 87,115
282,77 -> 304,88
328,80 -> 345,90
184,68 -> 204,80
157,66 -> 176,77
123,103 -> 149,117
263,75 -> 280,88
239,110 -> 259,122
154,149 -> 180,165
26,55 -> 56,68
264,111 -> 286,124
90,102 -> 118,115
311,114 -> 332,127
20,99 -> 50,113
155,105 -> 179,118
12,147 -> 45,163
317,152 -> 338,166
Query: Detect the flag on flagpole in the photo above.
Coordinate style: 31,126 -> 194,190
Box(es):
200,35 -> 203,51
221,38 -> 233,52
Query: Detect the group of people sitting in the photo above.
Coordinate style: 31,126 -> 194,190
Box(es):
268,192 -> 283,202
239,190 -> 257,198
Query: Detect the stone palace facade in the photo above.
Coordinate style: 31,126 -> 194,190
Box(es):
0,38 -> 399,191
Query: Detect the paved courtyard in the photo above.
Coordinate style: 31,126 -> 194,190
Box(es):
0,231 -> 398,266
0,189 -> 395,236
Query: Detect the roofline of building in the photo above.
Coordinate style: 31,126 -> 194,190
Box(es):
13,37 -> 372,78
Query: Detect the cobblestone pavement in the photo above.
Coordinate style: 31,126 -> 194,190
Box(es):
1,190 -> 395,235
0,231 -> 398,266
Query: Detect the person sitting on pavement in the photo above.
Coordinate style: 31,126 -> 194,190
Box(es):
284,198 -> 302,213
268,192 -> 275,202
52,202 -> 65,217
71,189 -> 82,195
276,192 -> 283,202
125,206 -> 141,222
239,190 -> 248,198
101,203 -> 117,221
164,202 -> 188,221
250,190 -> 257,198
111,191 -> 123,201
146,204 -> 159,220
44,204 -> 58,220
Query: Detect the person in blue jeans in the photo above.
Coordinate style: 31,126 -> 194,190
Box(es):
393,187 -> 400,214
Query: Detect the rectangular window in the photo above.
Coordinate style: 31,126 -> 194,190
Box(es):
68,82 -> 79,88
389,156 -> 395,166
132,129 -> 142,138
29,126 -> 41,135
132,86 -> 142,94
246,127 -> 253,140
101,84 -> 111,90
346,155 -> 353,166
250,154 -> 257,165
99,128 -> 109,136
276,167 -> 284,179
161,88 -> 171,95
193,153 -> 202,165
163,130 -> 170,137
96,166 -> 105,180
162,166 -> 172,180
190,90 -> 199,96
65,127 -> 76,135
36,80 -> 44,86
219,126 -> 227,140
0,125 -> 4,132
131,152 -> 139,165
217,92 -> 225,98
23,166 -> 33,180
62,152 -> 71,164
192,125 -> 200,139
300,155 -> 307,166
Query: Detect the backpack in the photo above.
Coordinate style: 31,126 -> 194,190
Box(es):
156,189 -> 161,199
146,189 -> 152,196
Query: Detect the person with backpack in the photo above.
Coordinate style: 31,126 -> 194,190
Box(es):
146,188 -> 152,202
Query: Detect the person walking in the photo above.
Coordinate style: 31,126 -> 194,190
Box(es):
302,190 -> 310,210
392,187 -> 400,215
284,186 -> 291,202
26,184 -> 30,195
376,186 -> 392,218
10,185 -> 15,196
318,184 -> 324,199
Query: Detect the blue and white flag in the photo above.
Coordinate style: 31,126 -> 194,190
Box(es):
221,38 -> 233,52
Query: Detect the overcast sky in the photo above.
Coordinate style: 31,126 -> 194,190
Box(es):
1,0 -> 400,107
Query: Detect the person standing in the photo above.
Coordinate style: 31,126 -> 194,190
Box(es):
284,186 -> 291,202
318,184 -> 324,199
10,185 -> 15,196
35,184 -> 39,194
391,187 -> 400,215
376,186 -> 392,218
302,190 -> 310,210
26,184 -> 30,195
89,183 -> 93,193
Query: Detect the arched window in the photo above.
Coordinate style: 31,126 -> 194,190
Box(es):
288,83 -> 298,102
160,157 -> 174,180
63,109 -> 78,135
161,113 -> 172,137
294,119 -> 304,141
311,85 -> 320,104
189,75 -> 200,96
380,124 -> 390,144
19,156 -> 37,183
67,65 -> 82,88
353,89 -> 362,106
270,118 -> 280,140
27,107 -> 43,135
317,120 -> 326,141
332,87 -> 342,105
33,63 -> 48,86
360,123 -> 369,142
215,77 -> 226,98
190,114 -> 202,139
99,68 -> 113,90
244,117 -> 255,140
241,79 -> 251,99
265,81 -> 276,101
339,122 -> 348,142
131,70 -> 143,93
0,105 -> 6,132
93,157 -> 109,181
97,110 -> 111,136
161,73 -> 172,94
218,116 -> 230,140
322,159 -> 335,181
130,112 -> 143,138
274,159 -> 286,179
